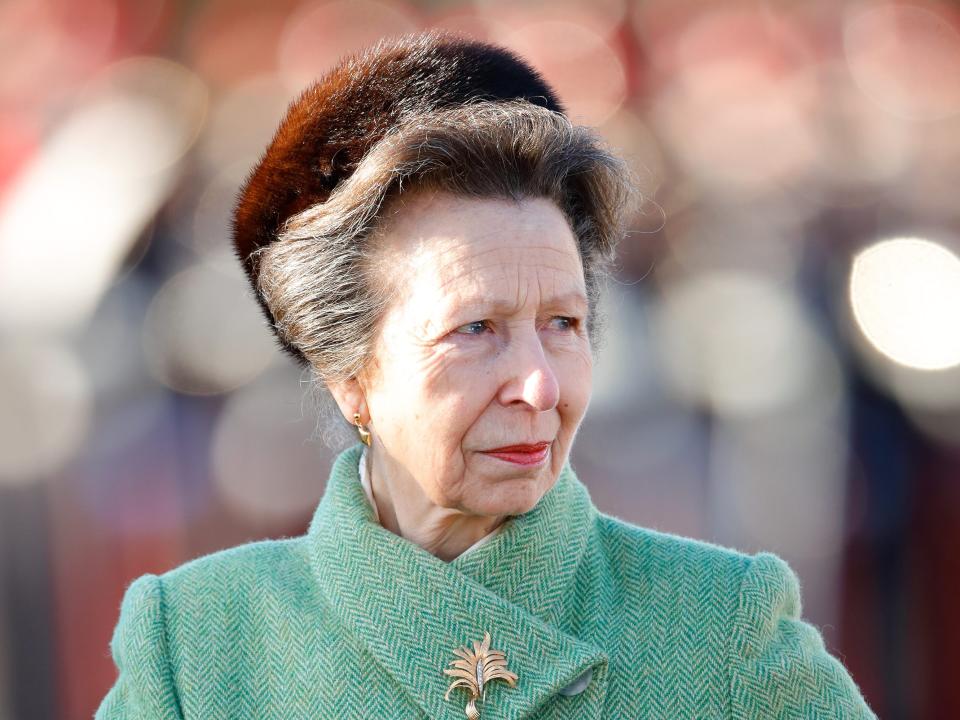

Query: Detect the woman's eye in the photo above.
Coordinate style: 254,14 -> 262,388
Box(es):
455,320 -> 490,335
452,317 -> 578,336
549,316 -> 577,331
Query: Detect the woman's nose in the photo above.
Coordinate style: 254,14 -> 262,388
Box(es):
497,331 -> 560,411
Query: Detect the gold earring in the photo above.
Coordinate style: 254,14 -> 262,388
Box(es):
353,413 -> 372,447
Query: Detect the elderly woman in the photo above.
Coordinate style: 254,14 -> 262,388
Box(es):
96,32 -> 876,720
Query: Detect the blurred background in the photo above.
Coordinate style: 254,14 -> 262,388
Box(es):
2,0 -> 959,717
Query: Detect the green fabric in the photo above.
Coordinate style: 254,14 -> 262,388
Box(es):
96,443 -> 877,719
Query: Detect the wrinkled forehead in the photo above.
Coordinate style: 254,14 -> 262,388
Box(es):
369,190 -> 587,307
424,243 -> 587,312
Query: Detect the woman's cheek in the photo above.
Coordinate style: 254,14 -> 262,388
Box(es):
411,337 -> 473,389
425,342 -> 496,400
557,354 -> 592,422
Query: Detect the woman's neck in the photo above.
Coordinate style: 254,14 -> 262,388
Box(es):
364,447 -> 506,562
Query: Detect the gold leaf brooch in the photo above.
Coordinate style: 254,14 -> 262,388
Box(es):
443,631 -> 518,719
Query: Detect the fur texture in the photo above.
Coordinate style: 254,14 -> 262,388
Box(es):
231,31 -> 564,367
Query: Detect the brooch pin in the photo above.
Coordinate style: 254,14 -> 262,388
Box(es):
443,631 -> 518,719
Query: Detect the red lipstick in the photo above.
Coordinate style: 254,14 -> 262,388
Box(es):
481,442 -> 550,466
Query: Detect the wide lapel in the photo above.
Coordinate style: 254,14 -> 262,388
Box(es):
307,443 -> 608,719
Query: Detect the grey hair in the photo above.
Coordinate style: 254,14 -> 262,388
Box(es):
253,100 -> 638,423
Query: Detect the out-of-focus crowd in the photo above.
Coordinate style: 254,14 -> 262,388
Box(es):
2,1 -> 959,718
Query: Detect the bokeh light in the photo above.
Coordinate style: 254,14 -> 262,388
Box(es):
277,0 -> 420,93
0,0 -> 118,112
0,340 -> 92,485
195,74 -> 291,179
141,262 -> 278,395
653,270 -> 841,418
844,2 -> 960,122
849,236 -> 960,371
474,0 -> 627,40
499,20 -> 627,125
211,368 -> 336,526
0,57 -> 207,333
809,61 -> 915,205
649,5 -> 820,197
186,0 -> 298,87
711,405 -> 848,564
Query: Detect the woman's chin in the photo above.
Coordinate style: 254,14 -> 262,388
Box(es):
466,471 -> 555,516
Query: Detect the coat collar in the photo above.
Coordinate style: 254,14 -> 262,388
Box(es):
307,443 -> 609,719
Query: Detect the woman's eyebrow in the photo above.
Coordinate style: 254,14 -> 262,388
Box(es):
444,291 -> 588,316
540,291 -> 589,312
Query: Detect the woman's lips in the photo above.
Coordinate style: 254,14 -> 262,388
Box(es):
481,442 -> 550,466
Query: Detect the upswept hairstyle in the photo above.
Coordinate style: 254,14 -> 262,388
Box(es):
251,99 -> 637,386
232,31 -> 569,369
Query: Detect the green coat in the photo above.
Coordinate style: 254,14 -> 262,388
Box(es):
96,443 -> 877,719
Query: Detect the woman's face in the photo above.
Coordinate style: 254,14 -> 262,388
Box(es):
353,190 -> 593,518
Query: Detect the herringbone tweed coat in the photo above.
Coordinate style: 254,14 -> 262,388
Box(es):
95,443 -> 877,719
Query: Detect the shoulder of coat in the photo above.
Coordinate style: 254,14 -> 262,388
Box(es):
594,513 -> 752,585
158,536 -> 314,603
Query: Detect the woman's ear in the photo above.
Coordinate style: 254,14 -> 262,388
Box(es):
326,376 -> 369,424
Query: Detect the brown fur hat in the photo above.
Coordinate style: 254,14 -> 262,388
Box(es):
231,30 -> 564,367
